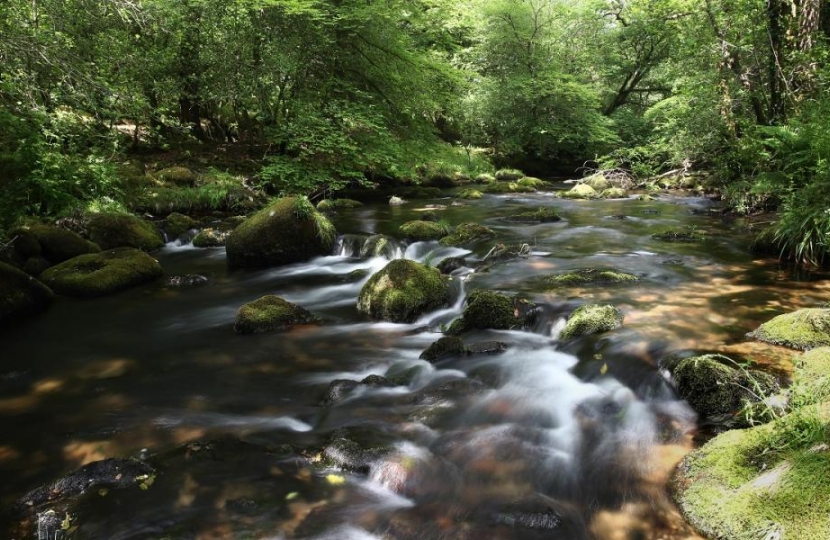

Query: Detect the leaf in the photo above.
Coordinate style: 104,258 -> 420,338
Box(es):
325,474 -> 346,485
600,363 -> 608,375
286,491 -> 299,500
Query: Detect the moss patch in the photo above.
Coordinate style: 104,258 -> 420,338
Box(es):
88,213 -> 164,251
457,189 -> 483,200
41,249 -> 162,297
791,347 -> 830,406
156,166 -> 197,186
516,177 -> 549,189
503,207 -> 561,223
674,405 -> 830,540
600,187 -> 628,199
234,295 -> 320,334
360,234 -> 397,258
439,223 -> 496,247
316,199 -> 363,212
399,220 -> 448,242
225,197 -> 336,268
546,268 -> 639,287
494,168 -> 524,181
0,261 -> 54,324
447,290 -> 523,335
484,182 -> 536,194
750,308 -> 830,350
357,259 -> 448,323
474,173 -> 496,184
559,304 -> 623,339
561,184 -> 598,199
652,227 -> 705,243
419,336 -> 466,362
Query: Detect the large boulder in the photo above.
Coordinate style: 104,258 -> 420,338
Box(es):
9,223 -> 100,267
669,354 -> 777,422
559,304 -> 623,339
749,308 -> 830,350
88,213 -> 164,251
225,197 -> 336,269
234,295 -> 320,334
40,249 -> 163,297
419,336 -> 466,362
439,223 -> 496,247
446,290 -> 528,335
0,262 -> 54,324
561,184 -> 598,200
357,259 -> 449,322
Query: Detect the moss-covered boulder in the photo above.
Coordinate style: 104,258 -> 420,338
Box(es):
233,295 -> 320,334
156,166 -> 197,186
559,304 -> 623,339
192,228 -> 229,248
419,336 -> 466,362
457,189 -> 483,200
670,355 -> 777,421
225,197 -> 336,269
484,182 -> 536,194
360,234 -> 398,258
583,174 -> 610,191
494,169 -> 524,181
546,268 -> 639,287
561,184 -> 598,200
439,223 -> 496,247
474,173 -> 496,184
9,223 -> 100,266
516,176 -> 548,190
600,187 -> 628,199
163,212 -> 198,238
504,207 -> 562,223
40,249 -> 162,297
0,262 -> 54,324
791,347 -> 830,405
447,290 -> 523,335
399,220 -> 447,242
88,214 -> 164,251
652,227 -> 705,243
749,308 -> 830,350
316,198 -> 363,212
357,259 -> 449,323
673,405 -> 830,540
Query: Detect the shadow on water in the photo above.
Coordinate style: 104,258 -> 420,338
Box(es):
1,190 -> 825,539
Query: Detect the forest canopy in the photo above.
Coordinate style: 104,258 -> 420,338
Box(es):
2,0 -> 830,264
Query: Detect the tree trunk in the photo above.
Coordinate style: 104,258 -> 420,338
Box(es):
767,0 -> 787,124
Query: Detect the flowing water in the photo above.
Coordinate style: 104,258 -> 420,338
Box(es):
2,188 -> 829,539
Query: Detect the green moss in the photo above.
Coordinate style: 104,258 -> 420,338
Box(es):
0,261 -> 54,324
494,169 -> 524,181
674,407 -> 830,540
503,207 -> 562,223
399,220 -> 448,242
652,227 -> 705,243
156,166 -> 197,186
750,308 -> 830,350
192,229 -> 228,248
357,259 -> 449,322
516,177 -> 548,189
464,290 -> 517,329
88,213 -> 164,251
474,173 -> 496,184
439,223 -> 496,247
316,198 -> 363,212
164,212 -> 198,238
638,194 -> 657,201
457,189 -> 483,200
40,249 -> 162,297
546,268 -> 639,287
583,174 -> 610,191
600,187 -> 628,199
225,197 -> 336,269
10,223 -> 100,264
790,347 -> 830,406
671,355 -> 776,420
360,234 -> 397,258
419,336 -> 466,362
399,187 -> 443,199
559,304 -> 623,339
233,295 -> 320,334
484,182 -> 536,194
561,184 -> 599,199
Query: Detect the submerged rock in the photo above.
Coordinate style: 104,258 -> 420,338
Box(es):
749,307 -> 830,350
420,336 -> 466,362
466,341 -> 508,355
559,304 -> 623,339
234,295 -> 320,334
436,256 -> 467,274
652,227 -> 705,242
669,354 -> 777,422
322,376 -> 395,405
457,189 -> 483,200
88,213 -> 164,251
439,223 -> 496,247
357,259 -> 449,322
225,197 -> 336,268
316,198 -> 363,212
546,268 -> 639,286
165,274 -> 209,288
399,220 -> 448,242
503,207 -> 561,223
0,262 -> 54,324
40,249 -> 162,297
